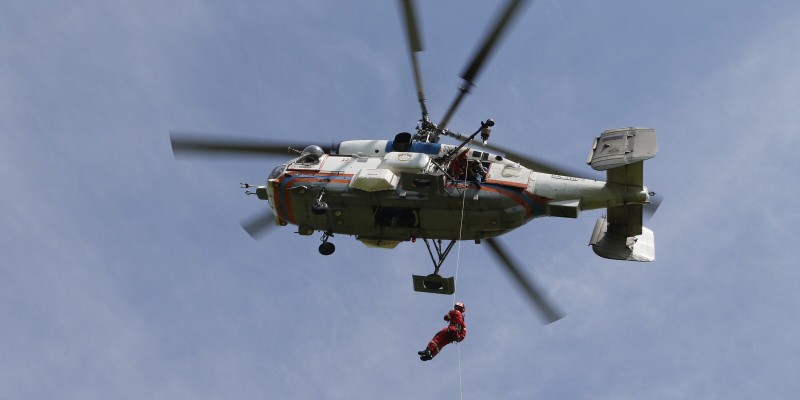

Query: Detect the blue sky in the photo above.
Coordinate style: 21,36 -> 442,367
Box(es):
3,1 -> 800,399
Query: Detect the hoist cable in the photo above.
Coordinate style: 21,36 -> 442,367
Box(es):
452,175 -> 470,400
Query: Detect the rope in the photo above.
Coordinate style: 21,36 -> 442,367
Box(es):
451,174 -> 469,400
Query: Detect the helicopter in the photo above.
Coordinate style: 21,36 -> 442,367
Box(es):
170,0 -> 659,324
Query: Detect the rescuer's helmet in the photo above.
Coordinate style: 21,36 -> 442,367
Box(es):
454,302 -> 466,313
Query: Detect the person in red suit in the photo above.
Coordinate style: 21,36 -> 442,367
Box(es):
418,302 -> 467,361
447,150 -> 469,180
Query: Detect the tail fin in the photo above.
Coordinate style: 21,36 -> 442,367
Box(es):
589,209 -> 655,262
586,128 -> 657,262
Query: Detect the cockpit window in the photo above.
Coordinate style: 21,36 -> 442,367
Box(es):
269,164 -> 287,180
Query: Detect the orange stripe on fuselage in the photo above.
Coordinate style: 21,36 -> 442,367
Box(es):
446,182 -> 549,218
275,172 -> 354,224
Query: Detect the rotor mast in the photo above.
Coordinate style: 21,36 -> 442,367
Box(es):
399,0 -> 433,142
400,0 -> 531,144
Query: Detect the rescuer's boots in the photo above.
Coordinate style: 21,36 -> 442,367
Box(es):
418,349 -> 432,361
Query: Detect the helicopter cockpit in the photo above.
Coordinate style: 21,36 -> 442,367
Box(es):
287,145 -> 327,171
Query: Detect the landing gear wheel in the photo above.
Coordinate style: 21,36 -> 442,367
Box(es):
311,200 -> 329,215
319,242 -> 335,255
312,189 -> 329,215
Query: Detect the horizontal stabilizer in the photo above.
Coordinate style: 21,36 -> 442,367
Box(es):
546,199 -> 581,218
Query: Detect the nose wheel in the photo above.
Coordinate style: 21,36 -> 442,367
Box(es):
319,231 -> 335,255
311,189 -> 329,215
311,200 -> 329,215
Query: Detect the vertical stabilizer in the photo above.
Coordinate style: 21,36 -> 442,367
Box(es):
586,127 -> 657,262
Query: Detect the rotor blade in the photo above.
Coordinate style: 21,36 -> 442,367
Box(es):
398,0 -> 429,121
478,141 -> 601,181
439,0 -> 531,129
170,131 -> 335,159
240,210 -> 276,239
485,238 -> 563,324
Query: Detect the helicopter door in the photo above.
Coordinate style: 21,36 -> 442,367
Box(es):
373,207 -> 419,228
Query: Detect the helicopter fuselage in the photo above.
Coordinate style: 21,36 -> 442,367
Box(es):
255,139 -> 649,248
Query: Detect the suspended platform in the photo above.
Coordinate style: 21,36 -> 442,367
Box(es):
412,274 -> 455,295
